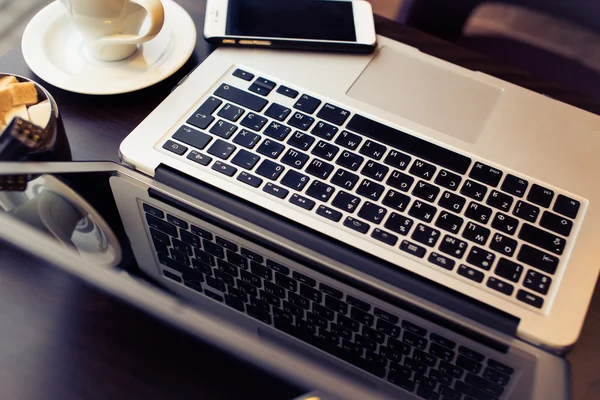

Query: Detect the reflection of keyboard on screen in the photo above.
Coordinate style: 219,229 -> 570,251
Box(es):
143,202 -> 517,400
159,67 -> 585,313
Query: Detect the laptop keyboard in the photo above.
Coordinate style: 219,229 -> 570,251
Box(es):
144,202 -> 517,400
159,67 -> 586,313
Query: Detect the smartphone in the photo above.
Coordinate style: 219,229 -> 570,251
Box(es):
204,0 -> 377,53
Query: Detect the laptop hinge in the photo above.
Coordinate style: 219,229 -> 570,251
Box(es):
153,164 -> 520,350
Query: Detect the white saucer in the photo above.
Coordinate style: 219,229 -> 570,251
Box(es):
21,0 -> 197,95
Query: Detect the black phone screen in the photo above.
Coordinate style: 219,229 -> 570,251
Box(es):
226,0 -> 357,42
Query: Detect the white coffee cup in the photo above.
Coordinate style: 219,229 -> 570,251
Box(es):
60,0 -> 165,62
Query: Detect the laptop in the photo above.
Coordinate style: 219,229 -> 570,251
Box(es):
119,35 -> 600,352
0,161 -> 569,400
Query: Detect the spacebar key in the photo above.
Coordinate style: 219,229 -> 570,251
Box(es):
214,83 -> 268,112
346,114 -> 472,174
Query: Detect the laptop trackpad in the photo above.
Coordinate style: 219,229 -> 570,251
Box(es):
347,46 -> 502,144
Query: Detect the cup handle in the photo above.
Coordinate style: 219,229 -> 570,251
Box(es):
94,0 -> 165,47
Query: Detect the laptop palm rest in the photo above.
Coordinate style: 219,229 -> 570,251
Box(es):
347,46 -> 502,144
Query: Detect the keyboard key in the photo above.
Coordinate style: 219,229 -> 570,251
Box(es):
408,200 -> 437,223
262,182 -> 289,199
217,103 -> 245,122
540,211 -> 573,236
275,275 -> 296,295
454,381 -> 496,400
486,190 -> 514,212
465,373 -> 504,397
361,160 -> 389,182
211,161 -> 237,177
439,361 -> 464,379
359,140 -> 387,160
205,289 -> 224,302
207,139 -> 236,159
462,221 -> 490,245
434,211 -> 464,234
173,125 -> 213,149
403,331 -> 428,350
387,370 -> 416,392
382,190 -> 411,212
491,212 -> 519,235
371,229 -> 398,246
256,138 -> 285,159
216,237 -> 237,252
287,131 -> 315,151
523,269 -> 552,295
350,307 -> 374,326
357,202 -> 386,224
354,334 -> 377,352
338,314 -> 360,332
146,214 -> 177,237
143,203 -> 164,219
413,350 -> 437,368
429,343 -> 455,362
280,170 -> 310,190
412,180 -> 440,202
356,179 -> 385,201
256,159 -> 285,180
344,217 -> 370,234
241,248 -> 263,264
501,174 -> 528,198
428,252 -> 455,270
263,121 -> 292,141
289,194 -> 316,210
400,239 -> 426,258
331,168 -> 360,190
465,202 -> 492,224
489,233 -> 517,257
289,111 -> 315,131
331,191 -> 361,213
336,150 -> 364,171
311,120 -> 338,140
326,295 -> 348,315
381,151 -> 411,172
430,333 -> 456,350
294,94 -> 322,114
172,238 -> 192,255
163,140 -> 187,155
335,130 -> 363,150
517,244 -> 558,274
265,103 -> 291,121
209,119 -> 237,139
466,246 -> 495,270
187,150 -> 212,166
483,367 -> 511,386
412,224 -> 441,247
519,224 -> 565,255
240,113 -> 267,132
513,200 -> 540,223
376,319 -> 400,339
553,194 -> 581,219
248,83 -> 271,96
456,355 -> 482,374
187,96 -> 222,129
527,184 -> 554,208
409,160 -> 436,181
469,162 -> 503,187
276,85 -> 298,98
461,179 -> 488,202
439,191 -> 466,213
517,289 -> 544,308
402,320 -> 427,336
266,260 -> 290,275
488,359 -> 514,375
386,170 -> 414,192
306,180 -> 335,202
233,130 -> 261,149
318,283 -> 342,300
254,77 -> 276,90
251,262 -> 273,280
487,277 -> 514,295
438,235 -> 468,258
203,240 -> 225,259
306,158 -> 335,179
316,103 -> 350,125
312,140 -> 339,161
227,251 -> 248,269
384,213 -> 414,236
457,264 -> 485,283
316,205 -> 342,222
458,346 -> 484,362
231,149 -> 260,170
434,169 -> 462,191
233,68 -> 253,81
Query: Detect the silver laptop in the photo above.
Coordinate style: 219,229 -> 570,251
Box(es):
120,36 -> 600,352
0,162 -> 569,399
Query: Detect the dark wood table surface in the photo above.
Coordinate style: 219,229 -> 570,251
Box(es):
1,1 -> 600,399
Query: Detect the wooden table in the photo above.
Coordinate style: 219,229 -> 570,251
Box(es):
1,1 -> 599,399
